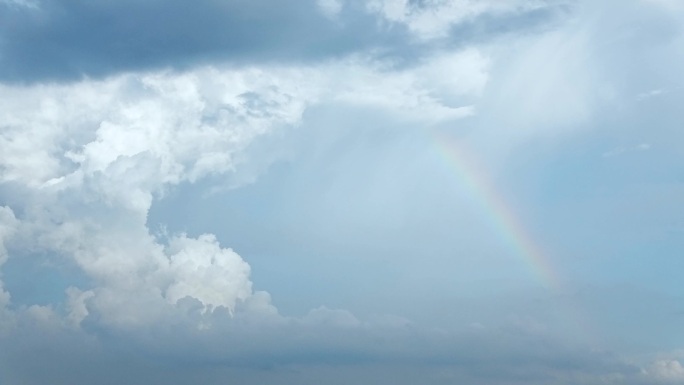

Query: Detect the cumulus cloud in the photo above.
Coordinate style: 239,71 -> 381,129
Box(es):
0,43 -> 649,384
164,233 -> 252,313
644,360 -> 684,383
317,0 -> 344,19
0,66 -> 317,330
0,206 -> 18,314
0,49 -> 484,333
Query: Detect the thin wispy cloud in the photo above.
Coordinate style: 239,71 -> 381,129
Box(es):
637,88 -> 666,101
602,142 -> 652,158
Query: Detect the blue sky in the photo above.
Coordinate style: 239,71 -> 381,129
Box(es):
0,0 -> 683,384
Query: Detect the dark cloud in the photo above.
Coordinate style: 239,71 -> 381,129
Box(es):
0,0 -> 384,82
0,306 -> 644,385
0,0 -> 567,83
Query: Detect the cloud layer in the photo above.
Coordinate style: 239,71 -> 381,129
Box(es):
0,0 -> 567,82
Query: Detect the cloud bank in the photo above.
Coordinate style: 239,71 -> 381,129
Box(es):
0,0 -> 567,82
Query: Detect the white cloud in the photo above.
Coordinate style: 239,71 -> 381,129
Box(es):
0,0 -> 39,9
644,359 -> 684,383
0,67 -> 317,329
602,143 -> 652,158
165,233 -> 252,313
366,0 -> 550,40
485,23 -> 598,130
65,287 -> 94,327
0,52 -> 484,331
0,207 -> 16,267
0,206 -> 18,313
317,0 -> 343,18
636,88 -> 666,101
328,50 -> 488,123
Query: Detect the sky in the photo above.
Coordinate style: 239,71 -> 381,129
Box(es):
0,0 -> 683,384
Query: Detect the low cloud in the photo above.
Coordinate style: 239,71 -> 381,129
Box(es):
0,301 -> 652,385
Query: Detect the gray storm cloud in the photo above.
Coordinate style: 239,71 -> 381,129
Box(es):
0,0 -> 566,82
0,0 -> 683,383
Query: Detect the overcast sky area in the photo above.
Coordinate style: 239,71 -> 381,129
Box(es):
0,0 -> 683,384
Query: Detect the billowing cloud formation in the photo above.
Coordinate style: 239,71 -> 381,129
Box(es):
0,66 -> 315,329
0,51 -> 488,333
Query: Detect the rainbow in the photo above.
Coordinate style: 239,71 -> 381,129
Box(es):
431,131 -> 563,290
427,134 -> 599,342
